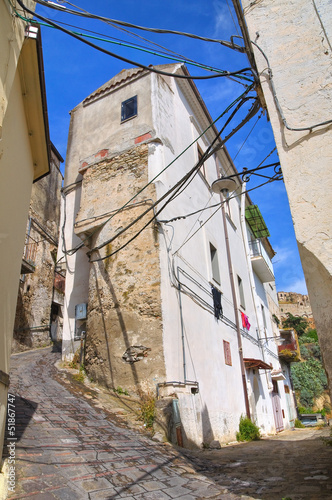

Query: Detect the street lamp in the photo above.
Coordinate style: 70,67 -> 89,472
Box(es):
211,177 -> 237,196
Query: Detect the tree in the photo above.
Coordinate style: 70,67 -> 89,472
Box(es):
282,313 -> 308,336
291,357 -> 328,408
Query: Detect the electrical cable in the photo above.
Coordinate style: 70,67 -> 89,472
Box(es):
54,0 -> 220,69
33,0 -> 249,53
60,105 -> 235,257
63,85 -> 255,257
88,138 -> 218,259
173,173 -> 282,255
30,0 -> 253,85
162,161 -> 281,223
89,99 -> 264,262
29,17 -> 245,79
17,0 -> 253,81
232,35 -> 332,131
88,90 -> 258,259
233,111 -> 262,160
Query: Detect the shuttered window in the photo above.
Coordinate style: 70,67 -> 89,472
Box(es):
223,340 -> 232,366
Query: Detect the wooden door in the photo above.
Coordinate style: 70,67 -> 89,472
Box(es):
272,380 -> 284,432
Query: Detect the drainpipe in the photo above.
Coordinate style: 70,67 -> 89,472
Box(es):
221,196 -> 251,419
239,182 -> 271,388
177,268 -> 187,382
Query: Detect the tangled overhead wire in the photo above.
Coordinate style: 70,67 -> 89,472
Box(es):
15,0 -> 254,81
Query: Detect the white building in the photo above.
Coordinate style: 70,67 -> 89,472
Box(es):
60,63 -> 292,446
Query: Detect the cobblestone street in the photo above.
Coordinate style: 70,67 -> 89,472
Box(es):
2,347 -> 332,500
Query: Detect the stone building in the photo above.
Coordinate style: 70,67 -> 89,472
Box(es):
13,144 -> 64,352
236,0 -> 332,399
277,291 -> 316,330
60,63 -> 294,447
0,1 -> 51,456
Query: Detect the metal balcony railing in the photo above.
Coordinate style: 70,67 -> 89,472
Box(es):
248,239 -> 274,282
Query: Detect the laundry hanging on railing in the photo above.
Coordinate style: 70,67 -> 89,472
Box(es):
241,311 -> 251,331
211,286 -> 223,320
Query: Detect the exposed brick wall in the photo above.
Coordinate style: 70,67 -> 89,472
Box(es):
81,144 -> 166,394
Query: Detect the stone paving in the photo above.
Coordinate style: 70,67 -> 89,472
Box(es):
2,347 -> 248,500
2,347 -> 332,500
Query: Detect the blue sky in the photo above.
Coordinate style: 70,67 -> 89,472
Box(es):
31,0 -> 307,294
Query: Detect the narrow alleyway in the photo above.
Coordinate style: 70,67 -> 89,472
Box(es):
2,347 -> 332,500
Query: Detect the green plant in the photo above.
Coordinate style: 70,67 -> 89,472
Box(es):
294,418 -> 305,428
298,405 -> 313,414
73,365 -> 85,383
68,349 -> 81,369
272,314 -> 280,326
300,345 -> 310,360
138,392 -> 156,429
282,313 -> 308,336
236,415 -> 260,442
291,357 -> 328,408
113,386 -> 129,396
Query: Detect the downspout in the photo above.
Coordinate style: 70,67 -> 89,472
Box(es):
21,216 -> 33,283
221,196 -> 251,419
177,267 -> 187,382
240,182 -> 271,388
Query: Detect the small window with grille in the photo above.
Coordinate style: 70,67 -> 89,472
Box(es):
121,95 -> 137,122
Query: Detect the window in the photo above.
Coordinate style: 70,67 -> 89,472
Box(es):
237,275 -> 245,309
210,243 -> 220,284
121,95 -> 137,122
198,145 -> 206,178
223,340 -> 232,366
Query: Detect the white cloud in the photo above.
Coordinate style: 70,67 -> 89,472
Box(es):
272,242 -> 307,294
212,0 -> 234,37
273,246 -> 294,265
286,277 -> 308,295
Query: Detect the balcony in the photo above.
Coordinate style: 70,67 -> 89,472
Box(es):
21,235 -> 37,274
248,239 -> 274,283
277,329 -> 300,362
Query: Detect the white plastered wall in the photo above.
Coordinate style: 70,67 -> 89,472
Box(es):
241,0 -> 332,396
0,70 -> 34,447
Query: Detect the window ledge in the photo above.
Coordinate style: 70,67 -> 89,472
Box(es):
226,213 -> 237,230
120,114 -> 137,124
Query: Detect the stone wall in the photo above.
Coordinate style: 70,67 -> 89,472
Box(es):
80,144 -> 166,395
277,291 -> 315,329
13,151 -> 62,352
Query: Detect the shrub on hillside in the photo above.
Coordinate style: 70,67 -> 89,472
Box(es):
291,357 -> 328,408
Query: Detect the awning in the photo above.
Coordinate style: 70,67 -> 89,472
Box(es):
245,205 -> 270,238
244,358 -> 272,370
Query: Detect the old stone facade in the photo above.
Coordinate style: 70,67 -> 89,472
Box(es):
13,145 -> 63,352
277,291 -> 316,330
76,144 -> 166,393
